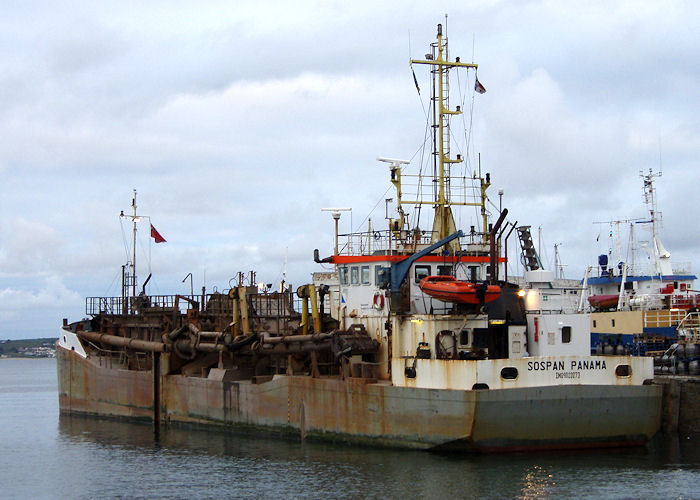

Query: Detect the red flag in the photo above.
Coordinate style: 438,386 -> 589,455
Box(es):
150,224 -> 166,243
474,76 -> 486,94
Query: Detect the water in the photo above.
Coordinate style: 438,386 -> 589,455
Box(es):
1,358 -> 699,499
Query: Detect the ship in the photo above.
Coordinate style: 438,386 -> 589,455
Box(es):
57,23 -> 662,452
582,170 -> 700,373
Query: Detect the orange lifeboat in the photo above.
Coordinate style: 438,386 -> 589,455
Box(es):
419,275 -> 501,305
587,294 -> 619,309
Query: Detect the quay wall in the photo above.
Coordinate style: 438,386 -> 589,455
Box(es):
655,376 -> 700,435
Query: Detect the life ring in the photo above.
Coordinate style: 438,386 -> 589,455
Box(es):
373,292 -> 385,309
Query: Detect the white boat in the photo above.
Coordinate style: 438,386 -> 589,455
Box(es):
582,170 -> 698,359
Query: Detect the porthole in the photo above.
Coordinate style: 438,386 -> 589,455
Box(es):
615,364 -> 631,377
500,367 -> 519,380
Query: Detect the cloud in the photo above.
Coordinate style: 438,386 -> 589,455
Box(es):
1,1 -> 700,338
0,276 -> 82,338
0,218 -> 62,276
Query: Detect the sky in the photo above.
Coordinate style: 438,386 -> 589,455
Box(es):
1,0 -> 699,339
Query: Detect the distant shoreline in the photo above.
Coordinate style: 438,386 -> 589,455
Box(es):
0,355 -> 55,359
0,338 -> 56,358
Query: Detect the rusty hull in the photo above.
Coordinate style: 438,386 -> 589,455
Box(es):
57,345 -> 662,451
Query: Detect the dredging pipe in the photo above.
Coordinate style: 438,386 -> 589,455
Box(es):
77,330 -> 166,352
260,332 -> 333,344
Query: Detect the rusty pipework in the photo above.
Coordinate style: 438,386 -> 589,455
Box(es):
191,341 -> 227,352
256,330 -> 378,359
167,322 -> 231,357
77,330 -> 166,353
262,340 -> 334,355
261,331 -> 333,344
185,322 -> 224,341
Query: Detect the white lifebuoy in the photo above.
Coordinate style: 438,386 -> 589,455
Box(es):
373,292 -> 385,309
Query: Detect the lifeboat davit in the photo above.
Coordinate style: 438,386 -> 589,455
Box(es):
587,294 -> 619,309
419,275 -> 501,305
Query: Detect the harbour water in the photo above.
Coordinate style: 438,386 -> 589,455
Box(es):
2,358 -> 699,499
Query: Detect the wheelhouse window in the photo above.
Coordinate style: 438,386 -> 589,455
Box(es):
437,265 -> 453,276
339,266 -> 349,285
361,265 -> 370,285
375,266 -> 390,288
415,265 -> 431,283
350,266 -> 359,285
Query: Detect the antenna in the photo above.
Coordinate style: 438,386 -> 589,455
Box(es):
284,247 -> 288,284
553,242 -> 566,279
119,189 -> 141,303
377,157 -> 410,167
321,207 -> 352,255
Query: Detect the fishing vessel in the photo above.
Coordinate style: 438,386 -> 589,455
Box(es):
583,170 -> 699,362
57,24 -> 661,451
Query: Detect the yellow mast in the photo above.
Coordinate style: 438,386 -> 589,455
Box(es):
406,23 -> 490,250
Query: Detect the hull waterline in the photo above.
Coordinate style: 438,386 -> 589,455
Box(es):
57,344 -> 662,452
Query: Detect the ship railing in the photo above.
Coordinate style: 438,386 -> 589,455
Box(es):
594,263 -> 677,278
527,309 -> 568,315
673,262 -> 692,274
336,230 -> 489,256
643,308 -> 687,329
677,311 -> 700,342
621,261 -> 694,276
146,295 -> 179,309
248,292 -> 302,317
337,230 -> 433,256
628,292 -> 699,312
534,302 -> 581,315
87,291 -> 307,320
86,296 -> 124,315
671,294 -> 700,309
86,295 -> 181,316
247,292 -> 306,336
397,174 -> 485,206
